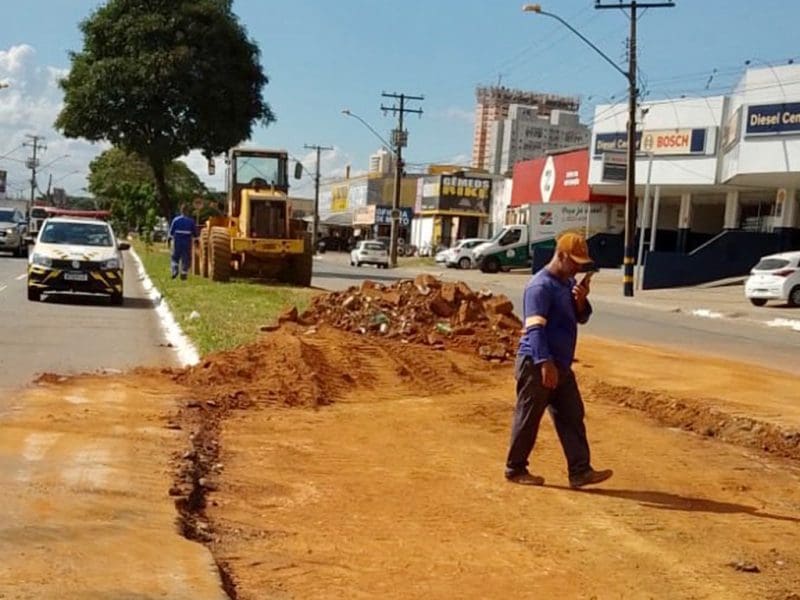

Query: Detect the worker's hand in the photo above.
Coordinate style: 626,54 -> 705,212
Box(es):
541,360 -> 559,390
573,280 -> 589,314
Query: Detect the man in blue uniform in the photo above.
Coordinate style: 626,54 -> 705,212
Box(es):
504,232 -> 613,488
168,204 -> 196,280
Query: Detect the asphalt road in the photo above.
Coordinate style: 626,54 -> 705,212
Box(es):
0,250 -> 177,403
312,256 -> 800,374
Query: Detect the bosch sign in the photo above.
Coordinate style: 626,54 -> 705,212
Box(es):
594,128 -> 711,157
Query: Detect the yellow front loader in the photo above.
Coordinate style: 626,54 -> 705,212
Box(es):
195,147 -> 313,286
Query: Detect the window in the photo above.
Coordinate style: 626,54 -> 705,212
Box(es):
754,258 -> 789,271
499,229 -> 522,246
40,222 -> 113,247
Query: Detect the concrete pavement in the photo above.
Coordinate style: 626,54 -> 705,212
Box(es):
316,252 -> 800,331
0,250 -> 179,404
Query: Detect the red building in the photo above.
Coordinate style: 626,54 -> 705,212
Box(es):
511,147 -> 621,207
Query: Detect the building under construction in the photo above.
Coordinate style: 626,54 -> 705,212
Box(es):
471,86 -> 580,171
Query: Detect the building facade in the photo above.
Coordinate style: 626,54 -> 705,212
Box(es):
471,86 -> 580,171
318,173 -> 420,245
488,105 -> 589,175
411,172 -> 495,250
588,64 -> 800,287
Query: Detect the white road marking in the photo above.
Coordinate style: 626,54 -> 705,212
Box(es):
129,248 -> 200,367
16,273 -> 26,280
0,285 -> 6,293
766,318 -> 800,332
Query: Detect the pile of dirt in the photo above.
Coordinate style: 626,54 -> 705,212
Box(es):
283,275 -> 522,362
174,327 -> 340,410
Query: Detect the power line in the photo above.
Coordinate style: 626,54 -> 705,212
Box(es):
303,143 -> 333,253
23,135 -> 45,216
380,91 -> 423,267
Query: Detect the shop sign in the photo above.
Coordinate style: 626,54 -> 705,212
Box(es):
375,206 -> 413,227
722,106 -> 742,151
439,175 -> 491,213
353,205 -> 376,226
331,185 -> 348,212
745,102 -> 800,137
641,128 -> 705,155
594,128 -> 710,157
601,152 -> 627,182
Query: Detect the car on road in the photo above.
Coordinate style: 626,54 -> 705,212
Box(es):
0,206 -> 29,257
27,217 -> 130,304
350,240 -> 390,268
444,238 -> 490,269
744,251 -> 800,307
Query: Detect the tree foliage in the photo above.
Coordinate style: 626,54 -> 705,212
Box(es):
56,0 -> 274,219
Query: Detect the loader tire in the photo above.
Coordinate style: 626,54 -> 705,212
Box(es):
192,239 -> 201,276
210,227 -> 231,282
290,234 -> 313,287
199,230 -> 210,278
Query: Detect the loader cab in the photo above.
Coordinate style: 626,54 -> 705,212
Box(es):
228,148 -> 290,215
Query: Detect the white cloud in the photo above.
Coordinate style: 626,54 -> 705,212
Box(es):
436,106 -> 475,125
0,44 -> 101,200
0,43 -> 371,206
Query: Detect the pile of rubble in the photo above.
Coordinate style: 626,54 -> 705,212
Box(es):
280,275 -> 522,361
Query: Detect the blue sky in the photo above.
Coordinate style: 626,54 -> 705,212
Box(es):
1,0 -> 799,198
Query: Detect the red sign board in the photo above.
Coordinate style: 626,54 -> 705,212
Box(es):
510,148 -> 620,206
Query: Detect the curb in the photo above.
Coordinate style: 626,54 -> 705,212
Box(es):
129,247 -> 200,367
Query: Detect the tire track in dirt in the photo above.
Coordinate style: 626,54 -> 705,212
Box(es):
166,322 -> 800,598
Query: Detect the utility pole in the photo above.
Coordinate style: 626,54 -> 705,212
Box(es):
381,92 -> 423,268
595,0 -> 674,297
23,135 -> 45,218
303,143 -> 333,254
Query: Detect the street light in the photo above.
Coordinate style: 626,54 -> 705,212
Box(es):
341,108 -> 401,266
522,3 -> 638,296
341,109 -> 395,156
0,82 -> 9,90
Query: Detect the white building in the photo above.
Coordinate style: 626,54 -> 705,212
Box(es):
588,64 -> 800,288
369,148 -> 394,176
489,104 -> 589,175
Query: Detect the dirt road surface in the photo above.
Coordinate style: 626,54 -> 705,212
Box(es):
175,326 -> 800,600
0,374 -> 227,599
2,326 -> 799,598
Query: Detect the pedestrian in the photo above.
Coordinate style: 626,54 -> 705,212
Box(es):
168,203 -> 196,280
504,232 -> 613,488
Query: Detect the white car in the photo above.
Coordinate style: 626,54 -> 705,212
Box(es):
434,247 -> 453,265
445,238 -> 490,269
744,251 -> 800,307
350,240 -> 389,268
27,217 -> 129,304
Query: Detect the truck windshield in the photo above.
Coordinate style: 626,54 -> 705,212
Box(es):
235,155 -> 285,187
0,209 -> 15,222
489,227 -> 509,243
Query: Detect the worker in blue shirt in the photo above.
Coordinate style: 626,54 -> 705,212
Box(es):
168,204 -> 197,280
504,232 -> 613,489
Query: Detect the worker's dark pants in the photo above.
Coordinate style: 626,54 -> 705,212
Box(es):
171,239 -> 192,278
505,355 -> 591,478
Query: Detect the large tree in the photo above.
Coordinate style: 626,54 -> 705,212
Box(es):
88,147 -> 207,234
55,0 -> 274,219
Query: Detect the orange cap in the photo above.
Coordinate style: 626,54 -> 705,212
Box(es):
556,232 -> 592,264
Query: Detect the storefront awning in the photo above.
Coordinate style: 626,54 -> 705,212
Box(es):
321,212 -> 353,227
